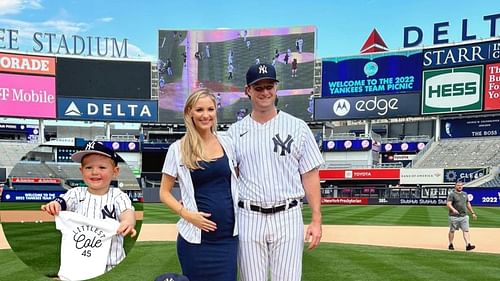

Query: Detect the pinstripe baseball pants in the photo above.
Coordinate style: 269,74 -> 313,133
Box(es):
238,205 -> 304,281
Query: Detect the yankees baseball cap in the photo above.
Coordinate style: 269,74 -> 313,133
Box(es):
246,63 -> 279,86
71,140 -> 123,164
154,272 -> 190,281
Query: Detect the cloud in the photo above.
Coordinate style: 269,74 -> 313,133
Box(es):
0,0 -> 42,16
123,42 -> 156,61
98,17 -> 114,23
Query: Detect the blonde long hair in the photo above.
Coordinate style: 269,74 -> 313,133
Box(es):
180,88 -> 218,170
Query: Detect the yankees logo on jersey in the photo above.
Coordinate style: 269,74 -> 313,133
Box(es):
272,134 -> 293,156
102,205 -> 117,220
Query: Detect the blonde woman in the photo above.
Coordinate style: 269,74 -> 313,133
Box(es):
160,89 -> 238,281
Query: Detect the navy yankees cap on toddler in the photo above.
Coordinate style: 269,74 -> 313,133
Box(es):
246,63 -> 279,86
71,140 -> 122,164
154,272 -> 190,281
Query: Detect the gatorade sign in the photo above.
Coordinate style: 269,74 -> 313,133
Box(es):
422,65 -> 483,114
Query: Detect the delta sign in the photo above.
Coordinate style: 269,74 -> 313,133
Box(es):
422,65 -> 483,115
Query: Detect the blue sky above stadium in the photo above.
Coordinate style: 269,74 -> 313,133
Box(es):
0,0 -> 498,60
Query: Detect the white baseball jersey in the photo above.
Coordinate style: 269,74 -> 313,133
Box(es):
227,111 -> 324,203
56,211 -> 119,281
61,186 -> 134,269
227,111 -> 324,281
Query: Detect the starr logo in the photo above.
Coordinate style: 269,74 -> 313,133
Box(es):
258,65 -> 268,74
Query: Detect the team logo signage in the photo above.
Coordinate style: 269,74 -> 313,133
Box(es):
321,51 -> 422,97
57,97 -> 158,122
314,92 -> 421,120
422,65 -> 483,115
423,39 -> 500,69
485,62 -> 500,111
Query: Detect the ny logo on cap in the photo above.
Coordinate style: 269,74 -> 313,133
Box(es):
85,141 -> 96,150
258,65 -> 268,74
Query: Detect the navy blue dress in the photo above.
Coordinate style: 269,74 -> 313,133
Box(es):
177,152 -> 238,281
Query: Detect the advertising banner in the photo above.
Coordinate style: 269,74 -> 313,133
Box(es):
1,190 -> 65,202
464,188 -> 500,206
422,65 -> 483,115
0,52 -> 56,75
440,116 -> 499,139
321,51 -> 422,97
0,73 -> 56,118
314,92 -> 421,120
57,97 -> 158,122
423,39 -> 500,69
322,139 -> 372,152
485,62 -> 500,111
400,168 -> 443,184
381,141 -> 427,153
321,197 -> 368,205
443,168 -> 487,183
320,169 -> 400,180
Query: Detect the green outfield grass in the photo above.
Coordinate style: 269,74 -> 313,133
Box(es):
143,203 -> 500,228
2,203 -> 500,280
2,241 -> 500,281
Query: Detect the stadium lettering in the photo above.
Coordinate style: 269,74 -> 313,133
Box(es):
0,88 -> 55,103
404,12 -> 500,47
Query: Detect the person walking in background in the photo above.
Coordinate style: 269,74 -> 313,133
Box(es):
227,63 -> 324,281
291,58 -> 298,77
447,181 -> 477,251
159,89 -> 239,281
227,63 -> 234,80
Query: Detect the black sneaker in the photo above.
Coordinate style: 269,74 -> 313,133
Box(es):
448,244 -> 454,250
466,244 -> 475,251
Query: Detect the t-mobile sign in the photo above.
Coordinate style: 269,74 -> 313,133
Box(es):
485,63 -> 500,111
0,73 -> 56,118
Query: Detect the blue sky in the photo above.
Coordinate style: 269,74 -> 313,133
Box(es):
0,0 -> 499,60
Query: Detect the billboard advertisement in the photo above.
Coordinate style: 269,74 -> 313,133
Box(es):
57,97 -> 158,122
321,50 -> 422,97
440,116 -> 499,139
314,92 -> 421,121
423,39 -> 500,69
56,57 -> 151,100
422,65 -> 483,115
0,73 -> 56,118
444,168 -> 487,183
399,168 -> 443,185
1,190 -> 65,202
485,62 -> 500,111
158,27 -> 316,123
0,52 -> 56,75
319,169 -> 400,180
464,188 -> 500,206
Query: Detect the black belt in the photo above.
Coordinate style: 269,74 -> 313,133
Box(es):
238,200 -> 298,214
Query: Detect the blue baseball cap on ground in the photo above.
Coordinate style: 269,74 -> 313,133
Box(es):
154,273 -> 189,281
246,63 -> 279,86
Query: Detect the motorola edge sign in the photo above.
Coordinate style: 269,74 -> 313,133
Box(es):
314,93 -> 421,120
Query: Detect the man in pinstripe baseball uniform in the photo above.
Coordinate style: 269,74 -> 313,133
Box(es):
227,63 -> 324,281
41,141 -> 136,277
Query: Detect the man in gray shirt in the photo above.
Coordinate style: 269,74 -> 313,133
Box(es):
447,181 -> 477,251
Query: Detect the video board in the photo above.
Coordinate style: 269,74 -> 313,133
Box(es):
158,26 -> 316,123
56,57 -> 151,100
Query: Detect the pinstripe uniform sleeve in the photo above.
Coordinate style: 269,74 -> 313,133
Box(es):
61,187 -> 80,212
162,141 -> 179,177
114,189 -> 134,217
298,121 -> 324,175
